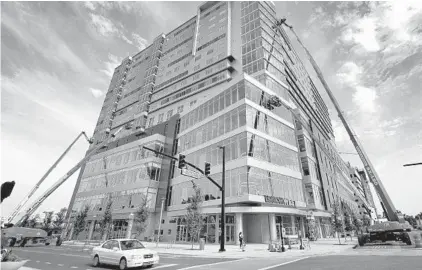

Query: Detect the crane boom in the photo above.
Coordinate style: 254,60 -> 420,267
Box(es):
276,19 -> 399,222
7,132 -> 92,224
14,128 -> 123,226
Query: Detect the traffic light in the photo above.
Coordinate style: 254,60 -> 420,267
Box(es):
178,154 -> 186,169
1,181 -> 15,203
204,162 -> 211,176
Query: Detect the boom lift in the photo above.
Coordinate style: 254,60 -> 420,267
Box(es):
11,128 -> 123,226
7,132 -> 93,224
274,18 -> 401,223
271,18 -> 411,246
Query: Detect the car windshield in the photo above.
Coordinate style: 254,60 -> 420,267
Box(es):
120,240 -> 145,250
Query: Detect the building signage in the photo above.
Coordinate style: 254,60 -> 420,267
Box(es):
264,195 -> 296,207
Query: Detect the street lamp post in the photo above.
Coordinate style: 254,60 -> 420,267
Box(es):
156,197 -> 165,247
218,146 -> 226,252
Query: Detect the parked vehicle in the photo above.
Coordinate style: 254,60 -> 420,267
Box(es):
91,239 -> 159,270
1,227 -> 48,247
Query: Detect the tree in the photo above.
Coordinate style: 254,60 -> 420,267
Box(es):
53,208 -> 67,231
184,181 -> 205,249
99,196 -> 113,240
72,206 -> 89,240
42,211 -> 54,234
404,215 -> 417,228
133,195 -> 150,239
344,211 -> 354,240
352,212 -> 363,236
362,214 -> 371,231
331,200 -> 344,245
28,214 -> 39,228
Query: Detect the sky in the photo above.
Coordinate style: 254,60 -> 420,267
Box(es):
1,1 -> 421,221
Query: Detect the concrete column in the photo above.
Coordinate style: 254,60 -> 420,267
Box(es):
126,214 -> 135,239
269,213 -> 277,242
235,213 -> 243,245
87,221 -> 95,240
291,216 -> 296,235
216,214 -> 220,244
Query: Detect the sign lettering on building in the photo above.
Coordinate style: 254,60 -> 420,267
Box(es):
264,195 -> 296,207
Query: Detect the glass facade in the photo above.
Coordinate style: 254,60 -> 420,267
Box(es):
170,165 -> 304,206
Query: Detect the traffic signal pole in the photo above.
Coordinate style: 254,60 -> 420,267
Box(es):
143,146 -> 226,252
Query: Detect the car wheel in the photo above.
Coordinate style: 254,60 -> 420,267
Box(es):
146,265 -> 153,268
119,258 -> 127,270
92,255 -> 100,267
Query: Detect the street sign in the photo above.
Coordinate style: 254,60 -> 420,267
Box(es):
181,168 -> 201,179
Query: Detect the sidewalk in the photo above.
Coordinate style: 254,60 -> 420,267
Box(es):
63,238 -> 358,259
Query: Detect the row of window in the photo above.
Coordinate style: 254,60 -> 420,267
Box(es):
83,142 -> 164,175
170,165 -> 304,206
247,132 -> 300,172
253,73 -> 290,102
179,80 -> 246,133
167,52 -> 192,68
79,162 -> 162,193
174,132 -> 248,179
172,20 -> 196,38
73,189 -> 156,213
178,105 -> 247,153
154,70 -> 189,90
159,71 -> 227,106
197,33 -> 226,52
162,37 -> 193,56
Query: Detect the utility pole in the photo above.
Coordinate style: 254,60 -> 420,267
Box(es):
156,197 -> 165,247
218,146 -> 226,252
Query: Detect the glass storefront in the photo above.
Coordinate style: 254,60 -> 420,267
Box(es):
109,219 -> 128,239
175,214 -> 236,244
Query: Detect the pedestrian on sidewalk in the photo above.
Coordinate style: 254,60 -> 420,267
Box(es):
239,232 -> 245,251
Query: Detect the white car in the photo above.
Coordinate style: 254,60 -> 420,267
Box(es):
91,239 -> 159,269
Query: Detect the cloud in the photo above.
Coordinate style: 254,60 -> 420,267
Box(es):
337,62 -> 362,86
89,13 -> 118,37
90,88 -> 104,98
1,7 -> 91,75
352,86 -> 378,113
132,33 -> 148,51
84,1 -> 96,11
101,53 -> 122,78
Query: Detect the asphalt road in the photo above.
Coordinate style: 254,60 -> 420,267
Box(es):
12,246 -> 237,270
275,255 -> 422,270
10,245 -> 422,270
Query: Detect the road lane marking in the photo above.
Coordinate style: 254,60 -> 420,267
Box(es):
71,267 -> 78,269
45,262 -> 52,264
58,264 -> 64,266
257,257 -> 310,270
17,248 -> 89,258
177,258 -> 247,270
36,261 -> 40,263
153,264 -> 178,269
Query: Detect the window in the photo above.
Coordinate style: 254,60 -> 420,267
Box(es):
206,68 -> 213,75
195,55 -> 201,61
206,58 -> 214,65
193,73 -> 200,80
174,66 -> 180,72
177,105 -> 184,113
148,117 -> 155,127
190,100 -> 197,107
166,109 -> 173,120
166,71 -> 171,76
194,65 -> 200,71
184,61 -> 189,67
168,229 -> 172,235
158,113 -> 164,123
207,49 -> 214,55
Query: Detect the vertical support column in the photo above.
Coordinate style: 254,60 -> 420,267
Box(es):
69,226 -> 74,241
126,214 -> 135,239
87,221 -> 95,240
269,213 -> 277,242
235,213 -> 243,245
216,214 -> 220,243
291,216 -> 296,235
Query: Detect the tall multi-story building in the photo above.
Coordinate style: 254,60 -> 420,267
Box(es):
66,1 -> 363,244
